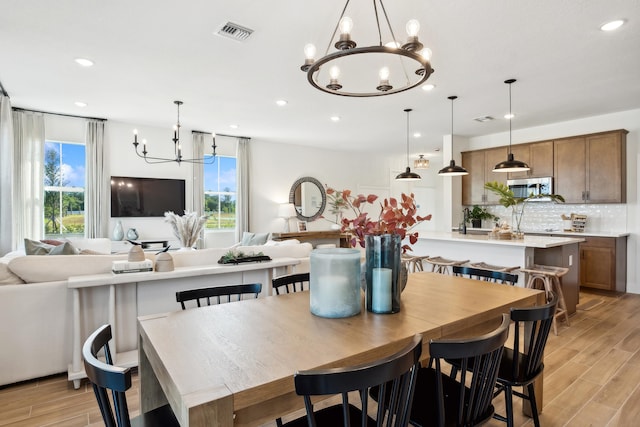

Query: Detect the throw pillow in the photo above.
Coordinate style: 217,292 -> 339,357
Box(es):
40,239 -> 64,246
24,238 -> 77,255
241,232 -> 255,246
247,232 -> 270,245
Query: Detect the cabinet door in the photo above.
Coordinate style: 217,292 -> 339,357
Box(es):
484,147 -> 508,204
530,140 -> 554,177
554,137 -> 586,203
507,144 -> 532,179
580,238 -> 615,290
462,151 -> 486,205
586,132 -> 625,203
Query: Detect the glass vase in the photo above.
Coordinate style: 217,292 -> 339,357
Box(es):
365,234 -> 401,314
309,248 -> 361,318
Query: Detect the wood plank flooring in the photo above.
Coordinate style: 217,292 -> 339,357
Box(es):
1,289 -> 639,427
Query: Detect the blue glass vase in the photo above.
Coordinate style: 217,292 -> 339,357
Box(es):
310,248 -> 361,318
365,234 -> 401,314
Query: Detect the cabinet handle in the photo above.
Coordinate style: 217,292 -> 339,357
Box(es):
586,190 -> 589,201
581,191 -> 585,201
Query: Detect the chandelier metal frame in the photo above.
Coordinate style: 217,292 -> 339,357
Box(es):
132,100 -> 217,165
302,0 -> 434,97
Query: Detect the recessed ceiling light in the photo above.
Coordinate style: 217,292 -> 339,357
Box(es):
504,113 -> 515,119
600,20 -> 624,31
413,132 -> 421,138
230,124 -> 239,129
330,116 -> 340,122
422,84 -> 435,91
74,101 -> 87,107
74,58 -> 94,67
276,99 -> 288,106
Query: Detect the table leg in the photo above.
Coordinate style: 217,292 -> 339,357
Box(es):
71,288 -> 81,389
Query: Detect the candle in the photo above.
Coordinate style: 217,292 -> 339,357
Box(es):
133,129 -> 138,143
372,267 -> 392,312
309,248 -> 361,318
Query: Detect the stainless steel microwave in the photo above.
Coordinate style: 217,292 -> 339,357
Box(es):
507,177 -> 553,201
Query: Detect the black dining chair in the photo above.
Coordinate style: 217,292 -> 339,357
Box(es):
272,272 -> 310,295
453,265 -> 519,286
408,314 -> 510,427
492,293 -> 558,427
175,283 -> 262,309
83,324 -> 180,427
279,334 -> 423,427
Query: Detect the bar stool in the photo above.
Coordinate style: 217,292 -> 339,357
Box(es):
469,261 -> 520,272
521,264 -> 570,335
402,254 -> 429,273
425,256 -> 469,275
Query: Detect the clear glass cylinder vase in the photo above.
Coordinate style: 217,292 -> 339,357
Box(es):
365,234 -> 402,314
310,248 -> 362,318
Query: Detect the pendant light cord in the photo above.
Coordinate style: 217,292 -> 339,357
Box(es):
405,108 -> 411,165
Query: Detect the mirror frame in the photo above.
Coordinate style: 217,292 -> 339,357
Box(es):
289,176 -> 326,222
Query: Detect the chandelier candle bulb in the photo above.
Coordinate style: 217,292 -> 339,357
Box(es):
372,268 -> 392,312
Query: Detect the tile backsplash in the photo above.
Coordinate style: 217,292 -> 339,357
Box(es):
484,203 -> 627,233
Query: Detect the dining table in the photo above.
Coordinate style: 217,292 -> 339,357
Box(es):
137,271 -> 545,427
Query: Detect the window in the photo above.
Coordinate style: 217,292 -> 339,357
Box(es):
204,156 -> 236,230
44,141 -> 86,237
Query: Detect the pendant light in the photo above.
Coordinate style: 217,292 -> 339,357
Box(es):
438,96 -> 469,176
395,108 -> 421,181
492,79 -> 530,173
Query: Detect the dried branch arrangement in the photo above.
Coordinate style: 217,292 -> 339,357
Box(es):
164,211 -> 208,248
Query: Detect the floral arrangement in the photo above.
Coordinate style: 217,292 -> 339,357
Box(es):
164,211 -> 208,248
326,188 -> 431,251
324,185 -> 349,224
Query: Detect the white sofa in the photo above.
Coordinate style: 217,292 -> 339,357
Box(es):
0,239 -> 312,386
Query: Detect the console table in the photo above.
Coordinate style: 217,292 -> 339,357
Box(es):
271,230 -> 350,248
66,257 -> 299,389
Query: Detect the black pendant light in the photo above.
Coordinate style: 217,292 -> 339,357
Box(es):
438,96 -> 469,176
492,79 -> 530,173
396,108 -> 422,181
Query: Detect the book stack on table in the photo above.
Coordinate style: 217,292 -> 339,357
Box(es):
112,259 -> 154,274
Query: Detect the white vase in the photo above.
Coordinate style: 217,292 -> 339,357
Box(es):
112,221 -> 124,241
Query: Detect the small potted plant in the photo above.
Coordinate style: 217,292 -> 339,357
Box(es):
467,205 -> 497,228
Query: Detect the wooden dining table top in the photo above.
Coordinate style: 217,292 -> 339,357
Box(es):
137,271 -> 544,427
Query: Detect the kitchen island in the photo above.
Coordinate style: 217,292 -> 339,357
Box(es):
411,231 -> 585,314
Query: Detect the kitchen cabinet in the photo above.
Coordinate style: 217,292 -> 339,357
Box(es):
461,146 -> 507,205
508,140 -> 554,179
554,130 -> 627,203
579,236 -> 627,292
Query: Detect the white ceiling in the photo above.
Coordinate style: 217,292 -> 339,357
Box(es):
1,0 -> 638,157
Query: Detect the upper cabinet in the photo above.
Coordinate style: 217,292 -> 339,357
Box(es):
461,147 -> 507,205
462,129 -> 627,206
554,130 -> 627,203
507,140 -> 554,179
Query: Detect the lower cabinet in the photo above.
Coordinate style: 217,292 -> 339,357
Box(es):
579,236 -> 627,292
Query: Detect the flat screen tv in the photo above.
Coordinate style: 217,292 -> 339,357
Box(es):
111,176 -> 186,217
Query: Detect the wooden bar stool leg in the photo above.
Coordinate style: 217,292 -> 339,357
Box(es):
552,275 -> 570,326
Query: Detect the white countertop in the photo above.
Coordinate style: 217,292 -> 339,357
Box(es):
422,231 -> 584,248
462,228 -> 629,238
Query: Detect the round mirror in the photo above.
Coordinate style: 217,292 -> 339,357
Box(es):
289,177 -> 326,222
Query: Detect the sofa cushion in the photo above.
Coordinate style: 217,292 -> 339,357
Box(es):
0,256 -> 25,284
171,248 -> 229,268
8,254 -> 131,283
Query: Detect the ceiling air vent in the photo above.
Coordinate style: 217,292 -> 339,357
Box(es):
473,115 -> 495,123
216,22 -> 254,42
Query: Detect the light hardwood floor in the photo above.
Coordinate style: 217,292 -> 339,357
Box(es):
2,289 -> 639,427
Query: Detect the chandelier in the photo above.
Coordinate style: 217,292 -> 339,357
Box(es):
414,154 -> 430,169
132,100 -> 217,164
301,0 -> 434,97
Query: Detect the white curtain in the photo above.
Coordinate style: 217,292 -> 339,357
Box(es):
0,95 -> 14,255
192,132 -> 206,248
85,120 -> 108,238
236,137 -> 249,241
12,110 -> 45,244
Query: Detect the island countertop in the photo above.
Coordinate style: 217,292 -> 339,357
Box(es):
420,231 -> 584,248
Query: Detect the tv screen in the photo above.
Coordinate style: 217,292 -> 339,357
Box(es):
111,176 -> 186,217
